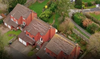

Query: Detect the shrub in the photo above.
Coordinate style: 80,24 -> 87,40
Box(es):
49,3 -> 57,12
87,2 -> 93,6
73,13 -> 85,26
95,0 -> 100,4
74,5 -> 82,9
0,19 -> 3,24
39,9 -> 52,22
86,23 -> 99,34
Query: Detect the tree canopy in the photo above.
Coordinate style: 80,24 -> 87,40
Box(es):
87,32 -> 100,58
8,0 -> 27,12
0,33 -> 11,59
56,0 -> 73,16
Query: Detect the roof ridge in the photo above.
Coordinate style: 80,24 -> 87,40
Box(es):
55,34 -> 75,47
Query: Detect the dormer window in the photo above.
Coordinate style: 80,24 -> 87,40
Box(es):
33,37 -> 34,39
16,21 -> 18,24
40,38 -> 43,42
11,18 -> 13,21
23,18 -> 25,20
23,22 -> 26,25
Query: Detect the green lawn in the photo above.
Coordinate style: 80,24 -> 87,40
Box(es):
29,0 -> 49,16
86,5 -> 96,9
75,26 -> 89,38
82,0 -> 94,2
90,13 -> 100,20
3,30 -> 21,46
69,33 -> 87,51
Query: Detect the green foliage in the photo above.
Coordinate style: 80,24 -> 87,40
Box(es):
95,0 -> 100,4
8,0 -> 27,12
0,33 -> 11,59
56,0 -> 72,16
39,9 -> 52,22
0,19 -> 3,24
87,2 -> 93,6
75,0 -> 82,9
73,13 -> 85,26
49,3 -> 57,12
86,23 -> 99,34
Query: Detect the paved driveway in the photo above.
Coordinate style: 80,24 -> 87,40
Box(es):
10,40 -> 33,55
5,40 -> 33,59
0,24 -> 10,35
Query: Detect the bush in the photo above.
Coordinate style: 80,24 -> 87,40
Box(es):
87,2 -> 93,6
86,23 -> 99,34
49,3 -> 57,12
95,0 -> 100,4
0,19 -> 3,24
39,9 -> 52,22
74,5 -> 82,9
73,13 -> 85,26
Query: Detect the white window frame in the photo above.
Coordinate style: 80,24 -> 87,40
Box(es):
40,38 -> 43,42
23,18 -> 25,20
11,18 -> 13,21
8,25 -> 11,29
4,23 -> 7,26
23,22 -> 26,25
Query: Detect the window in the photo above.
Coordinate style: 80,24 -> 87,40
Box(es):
23,22 -> 26,25
11,18 -> 13,21
40,38 -> 43,42
16,21 -> 18,24
64,53 -> 67,55
27,34 -> 29,36
44,48 -> 46,50
33,37 -> 34,39
23,18 -> 25,20
47,52 -> 49,55
53,56 -> 56,59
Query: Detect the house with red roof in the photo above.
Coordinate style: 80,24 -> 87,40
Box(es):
36,34 -> 80,59
3,4 -> 37,30
18,18 -> 57,48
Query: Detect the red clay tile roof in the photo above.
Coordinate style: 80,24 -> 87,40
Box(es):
36,42 -> 53,59
24,18 -> 52,36
18,31 -> 35,45
46,34 -> 76,55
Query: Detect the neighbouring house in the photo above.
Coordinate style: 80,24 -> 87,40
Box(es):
18,18 -> 57,48
36,34 -> 80,59
3,4 -> 37,30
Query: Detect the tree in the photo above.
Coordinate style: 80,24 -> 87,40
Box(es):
56,0 -> 73,16
0,33 -> 11,59
86,23 -> 99,34
8,0 -> 27,12
58,18 -> 74,33
75,0 -> 82,9
87,32 -> 100,59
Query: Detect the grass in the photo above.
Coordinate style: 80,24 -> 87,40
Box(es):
29,0 -> 49,16
2,30 -> 21,46
82,0 -> 94,2
5,30 -> 21,40
52,13 -> 60,29
86,5 -> 96,9
69,32 -> 87,51
27,51 -> 34,56
90,13 -> 100,20
75,26 -> 89,38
